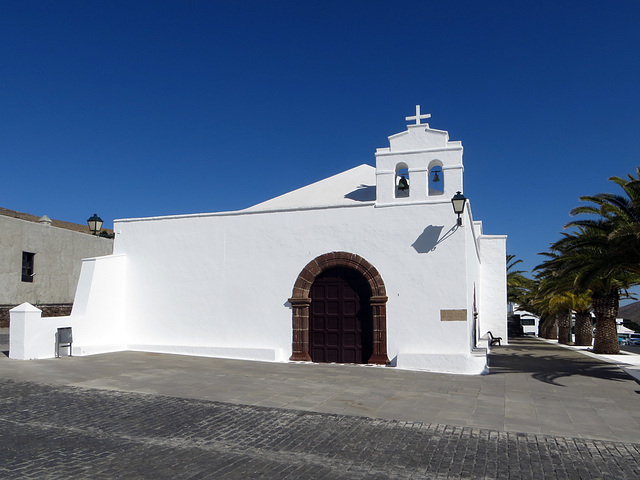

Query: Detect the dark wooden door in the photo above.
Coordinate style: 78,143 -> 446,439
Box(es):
309,267 -> 372,364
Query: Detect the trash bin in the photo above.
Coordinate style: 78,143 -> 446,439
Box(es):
56,327 -> 72,357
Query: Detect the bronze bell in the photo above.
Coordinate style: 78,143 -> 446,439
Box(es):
433,171 -> 440,183
398,175 -> 409,191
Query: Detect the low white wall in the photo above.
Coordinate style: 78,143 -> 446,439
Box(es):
128,344 -> 283,362
9,304 -> 75,359
395,351 -> 487,375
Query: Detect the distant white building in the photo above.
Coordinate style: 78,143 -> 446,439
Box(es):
617,320 -> 634,335
509,304 -> 540,336
10,107 -> 507,374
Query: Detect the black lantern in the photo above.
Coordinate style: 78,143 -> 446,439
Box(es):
87,214 -> 103,235
451,191 -> 467,226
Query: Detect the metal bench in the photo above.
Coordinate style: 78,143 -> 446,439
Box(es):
487,331 -> 502,346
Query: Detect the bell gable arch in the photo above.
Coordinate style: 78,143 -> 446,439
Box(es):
289,252 -> 389,364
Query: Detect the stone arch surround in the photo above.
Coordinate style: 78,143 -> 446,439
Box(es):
289,252 -> 389,364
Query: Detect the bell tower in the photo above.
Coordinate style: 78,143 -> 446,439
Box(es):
375,106 -> 464,206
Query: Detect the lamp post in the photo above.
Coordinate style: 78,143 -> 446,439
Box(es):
87,214 -> 103,235
451,191 -> 467,226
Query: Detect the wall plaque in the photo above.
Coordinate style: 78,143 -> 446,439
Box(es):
440,309 -> 467,322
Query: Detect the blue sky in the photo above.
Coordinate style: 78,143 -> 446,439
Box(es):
2,1 -> 639,280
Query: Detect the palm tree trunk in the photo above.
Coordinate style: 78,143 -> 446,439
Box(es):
557,311 -> 572,345
592,288 -> 620,354
574,310 -> 593,346
540,315 -> 557,339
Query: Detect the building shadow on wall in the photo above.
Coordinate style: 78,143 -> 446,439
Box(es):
344,185 -> 376,202
412,225 -> 457,253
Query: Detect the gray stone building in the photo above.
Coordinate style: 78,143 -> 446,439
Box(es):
0,208 -> 113,326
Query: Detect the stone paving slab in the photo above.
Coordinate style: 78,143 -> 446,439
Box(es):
1,337 -> 639,443
1,334 -> 640,478
0,379 -> 639,479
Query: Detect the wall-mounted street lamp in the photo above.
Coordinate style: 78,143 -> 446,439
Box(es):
87,213 -> 104,235
451,191 -> 467,226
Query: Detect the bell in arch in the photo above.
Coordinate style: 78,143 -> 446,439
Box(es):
433,171 -> 440,183
398,175 -> 409,191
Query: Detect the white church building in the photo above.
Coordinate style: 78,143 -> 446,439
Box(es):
10,107 -> 507,374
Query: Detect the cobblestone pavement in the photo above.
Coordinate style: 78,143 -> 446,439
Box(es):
1,379 -> 639,479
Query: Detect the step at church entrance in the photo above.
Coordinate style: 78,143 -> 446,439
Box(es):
309,267 -> 373,364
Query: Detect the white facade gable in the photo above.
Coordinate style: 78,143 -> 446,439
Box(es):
10,107 -> 507,375
245,164 -> 376,212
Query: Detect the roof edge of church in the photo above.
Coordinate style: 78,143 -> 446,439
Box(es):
114,201 -> 375,224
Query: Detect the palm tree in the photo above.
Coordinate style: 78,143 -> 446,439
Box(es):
542,226 -> 633,353
546,295 -> 573,345
535,252 -> 593,345
570,293 -> 593,346
507,255 -> 535,304
536,169 -> 640,354
563,170 -> 640,353
571,168 -> 640,275
511,272 -> 556,339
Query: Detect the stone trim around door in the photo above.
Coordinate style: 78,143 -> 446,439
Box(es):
289,252 -> 389,365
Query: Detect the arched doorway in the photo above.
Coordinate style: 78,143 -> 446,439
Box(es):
289,252 -> 389,365
309,267 -> 373,364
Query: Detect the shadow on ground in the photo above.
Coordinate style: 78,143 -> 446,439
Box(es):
489,337 -> 634,386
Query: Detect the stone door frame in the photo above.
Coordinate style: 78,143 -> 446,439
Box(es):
289,252 -> 389,365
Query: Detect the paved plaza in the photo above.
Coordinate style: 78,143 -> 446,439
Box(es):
0,333 -> 639,478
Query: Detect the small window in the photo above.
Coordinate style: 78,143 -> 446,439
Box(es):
520,318 -> 535,326
22,252 -> 35,282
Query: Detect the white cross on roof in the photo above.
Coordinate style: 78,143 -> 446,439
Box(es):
405,105 -> 431,125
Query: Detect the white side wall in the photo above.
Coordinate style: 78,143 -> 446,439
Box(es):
9,303 -> 64,359
71,254 -> 127,355
479,234 -> 508,342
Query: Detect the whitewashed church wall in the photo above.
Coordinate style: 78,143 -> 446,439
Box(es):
106,200 -> 481,362
461,206 -> 482,351
478,235 -> 508,342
